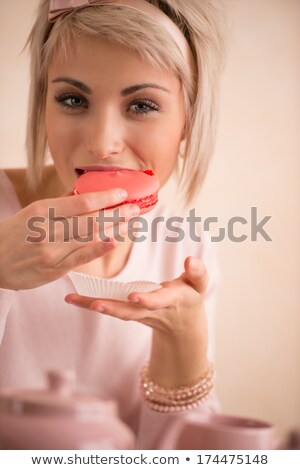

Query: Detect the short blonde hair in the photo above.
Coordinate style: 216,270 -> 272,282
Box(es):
26,0 -> 226,207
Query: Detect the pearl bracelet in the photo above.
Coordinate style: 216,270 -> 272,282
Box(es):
140,362 -> 215,413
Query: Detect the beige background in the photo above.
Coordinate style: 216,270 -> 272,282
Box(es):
0,0 -> 299,440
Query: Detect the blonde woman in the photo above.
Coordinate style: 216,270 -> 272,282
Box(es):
0,0 -> 225,449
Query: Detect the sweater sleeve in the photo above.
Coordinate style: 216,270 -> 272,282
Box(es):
0,288 -> 13,345
136,390 -> 220,450
0,170 -> 21,346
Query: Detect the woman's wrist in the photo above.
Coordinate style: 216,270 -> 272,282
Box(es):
148,311 -> 208,389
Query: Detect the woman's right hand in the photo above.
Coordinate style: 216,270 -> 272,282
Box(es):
0,189 -> 139,290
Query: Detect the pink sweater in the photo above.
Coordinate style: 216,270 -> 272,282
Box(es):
0,168 -> 220,449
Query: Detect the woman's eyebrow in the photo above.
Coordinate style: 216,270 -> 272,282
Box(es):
51,77 -> 171,96
51,77 -> 92,94
121,83 -> 171,95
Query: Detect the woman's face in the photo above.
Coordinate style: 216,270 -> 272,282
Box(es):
45,35 -> 186,192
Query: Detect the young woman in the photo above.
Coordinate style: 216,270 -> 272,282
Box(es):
0,0 -> 225,449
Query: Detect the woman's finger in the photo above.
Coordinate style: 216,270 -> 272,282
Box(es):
57,238 -> 117,271
127,284 -> 177,310
47,203 -> 140,243
65,294 -> 144,320
29,188 -> 128,218
65,293 -> 102,310
54,214 -> 137,270
180,256 -> 209,294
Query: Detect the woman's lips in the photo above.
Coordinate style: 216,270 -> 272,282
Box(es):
75,166 -> 135,176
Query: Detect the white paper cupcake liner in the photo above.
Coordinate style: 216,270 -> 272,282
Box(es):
68,271 -> 162,301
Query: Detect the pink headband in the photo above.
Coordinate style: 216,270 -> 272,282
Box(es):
48,0 -> 194,69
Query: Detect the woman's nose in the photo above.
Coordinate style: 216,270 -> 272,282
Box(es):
86,110 -> 124,160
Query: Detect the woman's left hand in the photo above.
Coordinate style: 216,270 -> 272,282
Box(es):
65,255 -> 208,335
65,255 -> 210,387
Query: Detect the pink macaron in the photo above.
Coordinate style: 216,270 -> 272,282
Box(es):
73,168 -> 160,215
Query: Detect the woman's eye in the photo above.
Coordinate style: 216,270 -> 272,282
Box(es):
54,95 -> 159,116
55,94 -> 88,110
129,100 -> 159,116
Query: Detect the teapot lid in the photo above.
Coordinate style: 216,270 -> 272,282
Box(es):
0,370 -> 117,417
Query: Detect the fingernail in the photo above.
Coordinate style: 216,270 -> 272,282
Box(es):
129,205 -> 140,217
117,189 -> 128,199
130,296 -> 140,304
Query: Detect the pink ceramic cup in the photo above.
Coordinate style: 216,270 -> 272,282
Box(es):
161,413 -> 276,450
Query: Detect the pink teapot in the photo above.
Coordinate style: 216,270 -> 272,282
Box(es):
0,370 -> 135,450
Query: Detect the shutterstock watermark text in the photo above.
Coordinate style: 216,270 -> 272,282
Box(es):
26,207 -> 272,244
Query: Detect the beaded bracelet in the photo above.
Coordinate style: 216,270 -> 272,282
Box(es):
140,362 -> 215,413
